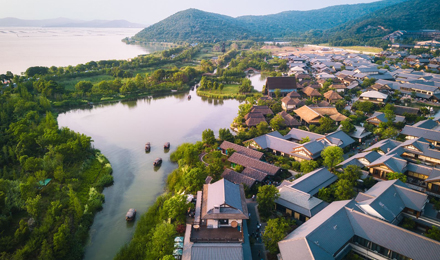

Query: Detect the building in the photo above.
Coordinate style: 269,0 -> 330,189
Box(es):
277,111 -> 301,128
228,152 -> 281,177
187,179 -> 250,260
265,77 -> 298,97
275,167 -> 336,222
359,91 -> 389,104
323,90 -> 343,103
366,112 -> 406,126
301,86 -> 321,99
294,106 -> 348,126
281,96 -> 304,111
244,128 -> 354,161
219,141 -> 263,159
278,181 -> 438,260
401,119 -> 440,146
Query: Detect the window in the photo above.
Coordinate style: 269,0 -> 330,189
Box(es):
219,219 -> 229,225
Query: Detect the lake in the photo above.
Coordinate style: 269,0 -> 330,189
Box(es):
249,73 -> 267,92
57,89 -> 241,260
0,27 -> 162,75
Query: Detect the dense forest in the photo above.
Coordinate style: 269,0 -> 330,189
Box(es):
0,45 -> 211,259
133,0 -> 407,42
133,0 -> 440,47
0,80 -> 113,259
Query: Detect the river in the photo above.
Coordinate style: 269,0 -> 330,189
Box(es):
0,27 -> 165,75
57,89 -> 241,260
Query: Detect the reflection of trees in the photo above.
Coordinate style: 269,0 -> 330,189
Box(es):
121,100 -> 138,109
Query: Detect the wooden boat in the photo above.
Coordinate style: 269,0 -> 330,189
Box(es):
126,208 -> 136,221
145,142 -> 151,152
188,95 -> 191,100
153,158 -> 162,166
164,142 -> 170,149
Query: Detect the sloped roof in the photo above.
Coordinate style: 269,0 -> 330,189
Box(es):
302,86 -> 322,97
202,179 -> 248,220
393,105 -> 420,116
286,91 -> 301,98
317,100 -> 331,107
266,77 -> 297,90
241,167 -> 268,182
228,153 -> 280,176
221,168 -> 256,188
276,186 -> 328,218
287,167 -> 338,196
245,117 -> 266,127
250,105 -> 273,115
324,90 -> 342,101
278,111 -> 301,126
294,106 -> 347,123
360,90 -> 388,99
244,112 -> 264,120
247,131 -> 285,149
367,153 -> 407,173
219,141 -> 263,160
191,243 -> 243,260
367,112 -> 406,124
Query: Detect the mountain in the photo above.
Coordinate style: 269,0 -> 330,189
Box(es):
236,0 -> 406,38
325,0 -> 440,45
134,9 -> 259,42
0,17 -> 145,28
134,0 -> 407,42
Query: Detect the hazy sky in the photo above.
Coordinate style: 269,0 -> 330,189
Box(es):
2,0 -> 380,25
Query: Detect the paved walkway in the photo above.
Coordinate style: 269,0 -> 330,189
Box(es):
199,152 -> 209,166
246,200 -> 267,260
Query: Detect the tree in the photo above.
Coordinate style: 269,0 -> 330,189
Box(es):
411,91 -> 417,99
341,120 -> 355,134
384,109 -> 396,126
219,128 -> 234,142
426,226 -> 440,241
53,218 -> 70,259
74,80 -> 93,93
257,185 -> 279,219
219,83 -> 224,93
339,165 -> 362,185
334,179 -> 356,200
420,107 -> 430,116
256,121 -> 269,135
25,194 -> 41,219
321,146 -> 344,171
299,136 -> 310,144
274,89 -> 281,98
387,172 -> 407,183
300,160 -> 319,173
263,218 -> 291,254
162,194 -> 189,223
316,117 -> 337,134
202,129 -> 216,145
317,187 -> 334,203
239,79 -> 253,93
270,114 -> 285,131
147,223 -> 177,260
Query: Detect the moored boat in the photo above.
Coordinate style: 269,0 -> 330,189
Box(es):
145,142 -> 151,152
154,158 -> 162,166
126,208 -> 136,221
164,142 -> 170,149
188,95 -> 191,100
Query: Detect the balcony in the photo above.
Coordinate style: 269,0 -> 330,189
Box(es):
190,225 -> 244,243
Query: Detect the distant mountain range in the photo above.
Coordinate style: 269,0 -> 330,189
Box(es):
134,0 -> 440,46
0,17 -> 146,28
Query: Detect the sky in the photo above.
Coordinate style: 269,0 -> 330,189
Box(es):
2,0 -> 380,25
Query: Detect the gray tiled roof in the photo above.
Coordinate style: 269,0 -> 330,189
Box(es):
288,167 -> 338,196
206,179 -> 243,213
325,130 -> 355,148
221,168 -> 256,188
338,151 -> 381,168
368,112 -> 406,124
249,131 -> 284,149
228,153 -> 280,176
401,125 -> 440,143
219,141 -> 263,160
285,128 -> 324,141
191,243 -> 243,260
364,139 -> 401,154
241,167 -> 268,182
276,186 -> 328,217
367,153 -> 407,173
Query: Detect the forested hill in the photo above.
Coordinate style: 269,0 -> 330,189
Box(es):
324,0 -> 440,46
134,0 -> 407,42
236,0 -> 406,38
134,9 -> 260,42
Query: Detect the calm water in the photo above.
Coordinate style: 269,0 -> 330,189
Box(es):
249,73 -> 267,92
0,27 -> 161,75
57,89 -> 240,260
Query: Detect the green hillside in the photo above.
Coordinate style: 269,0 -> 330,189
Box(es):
324,0 -> 440,46
236,0 -> 406,38
134,9 -> 261,42
134,0 -> 407,42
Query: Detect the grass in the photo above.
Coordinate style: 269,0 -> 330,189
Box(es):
197,84 -> 260,99
336,46 -> 383,53
203,152 -> 230,168
57,74 -> 114,91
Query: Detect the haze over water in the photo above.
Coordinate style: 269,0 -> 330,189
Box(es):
0,27 -> 155,75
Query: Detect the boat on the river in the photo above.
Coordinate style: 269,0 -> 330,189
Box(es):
164,142 -> 170,149
188,95 -> 191,100
126,208 -> 136,221
145,142 -> 151,152
154,158 -> 162,166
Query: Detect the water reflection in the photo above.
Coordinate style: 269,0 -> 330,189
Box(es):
57,88 -> 240,260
